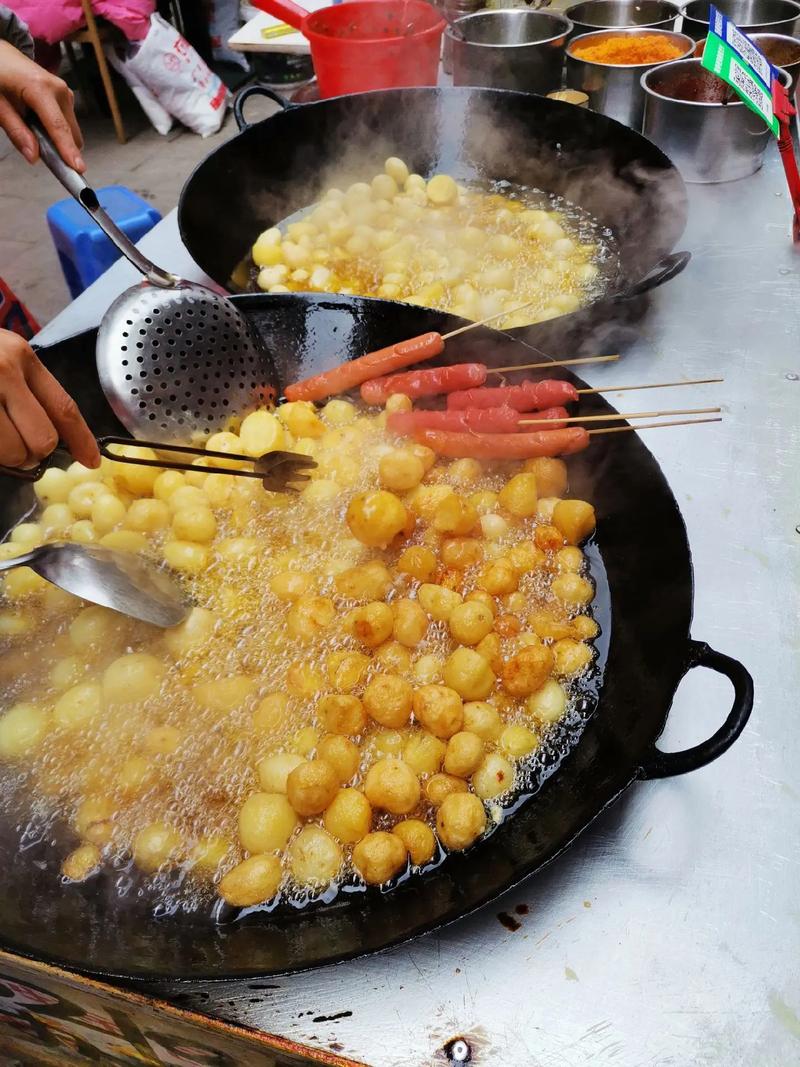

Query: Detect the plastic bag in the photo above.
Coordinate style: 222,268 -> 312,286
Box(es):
114,13 -> 229,137
209,0 -> 250,71
105,43 -> 173,135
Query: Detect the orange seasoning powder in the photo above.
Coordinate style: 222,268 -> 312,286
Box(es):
572,34 -> 685,64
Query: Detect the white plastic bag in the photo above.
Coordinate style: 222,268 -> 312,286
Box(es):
105,44 -> 174,136
116,13 -> 230,137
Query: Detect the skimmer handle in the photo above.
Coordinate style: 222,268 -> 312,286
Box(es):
32,124 -> 177,289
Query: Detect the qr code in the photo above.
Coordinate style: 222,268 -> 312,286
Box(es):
729,25 -> 771,84
729,60 -> 772,118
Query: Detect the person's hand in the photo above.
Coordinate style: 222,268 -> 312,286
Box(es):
0,329 -> 99,471
0,40 -> 84,172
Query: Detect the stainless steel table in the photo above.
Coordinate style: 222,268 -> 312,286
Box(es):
36,156 -> 800,1067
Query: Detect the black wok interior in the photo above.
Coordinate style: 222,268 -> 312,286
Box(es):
179,86 -> 688,353
0,295 -> 694,981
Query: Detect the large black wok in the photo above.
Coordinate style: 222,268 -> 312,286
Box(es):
178,86 -> 691,355
0,295 -> 750,983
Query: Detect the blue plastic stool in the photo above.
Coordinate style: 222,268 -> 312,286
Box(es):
46,186 -> 162,299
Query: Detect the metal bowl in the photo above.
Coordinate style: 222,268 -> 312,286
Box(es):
448,9 -> 572,93
566,27 -> 695,128
642,57 -> 790,181
680,0 -> 800,40
750,31 -> 800,93
565,0 -> 681,40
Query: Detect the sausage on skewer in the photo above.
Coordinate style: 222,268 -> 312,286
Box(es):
285,332 -> 445,402
387,406 -> 569,435
413,427 -> 589,459
447,380 -> 579,411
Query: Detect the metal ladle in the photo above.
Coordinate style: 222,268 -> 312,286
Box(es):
32,126 -> 280,443
0,542 -> 189,627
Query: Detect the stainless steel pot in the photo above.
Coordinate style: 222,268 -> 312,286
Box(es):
749,31 -> 800,93
565,0 -> 681,40
448,9 -> 572,92
680,0 -> 800,40
641,57 -> 789,182
566,27 -> 694,128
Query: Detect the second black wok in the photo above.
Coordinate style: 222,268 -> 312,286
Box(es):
178,86 -> 690,354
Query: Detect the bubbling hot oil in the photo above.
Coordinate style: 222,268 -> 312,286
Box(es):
0,403 -> 601,914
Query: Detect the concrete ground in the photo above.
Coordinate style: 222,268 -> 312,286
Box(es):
0,95 -> 237,328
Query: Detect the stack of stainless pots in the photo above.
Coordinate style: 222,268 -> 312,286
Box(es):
440,0 -> 486,73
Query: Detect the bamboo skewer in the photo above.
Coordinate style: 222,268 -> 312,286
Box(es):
492,354 -> 620,373
577,377 -> 723,395
588,416 -> 723,435
442,299 -> 540,339
520,406 -> 721,426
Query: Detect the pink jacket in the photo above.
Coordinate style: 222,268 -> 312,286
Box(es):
4,1 -> 155,44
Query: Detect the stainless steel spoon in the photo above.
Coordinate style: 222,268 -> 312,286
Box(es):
0,542 -> 189,627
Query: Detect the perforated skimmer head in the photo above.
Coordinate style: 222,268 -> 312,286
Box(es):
97,281 -> 278,442
32,125 -> 280,443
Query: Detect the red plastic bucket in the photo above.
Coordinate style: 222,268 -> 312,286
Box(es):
253,0 -> 445,97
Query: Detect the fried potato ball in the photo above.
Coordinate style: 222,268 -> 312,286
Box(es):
323,788 -> 372,843
257,752 -> 305,793
552,499 -> 596,545
219,855 -> 282,907
472,753 -> 514,799
239,792 -> 299,853
346,490 -> 407,547
319,693 -> 367,736
403,729 -> 446,776
363,673 -> 413,728
436,792 -> 486,851
133,822 -> 181,873
443,647 -> 496,701
364,758 -> 420,815
287,825 -> 342,887
412,684 -> 464,739
317,735 -> 361,783
501,644 -> 554,698
346,602 -> 394,648
287,759 -> 339,816
352,831 -> 407,885
523,457 -> 568,497
443,731 -> 485,778
424,772 -> 468,806
396,545 -> 437,581
393,819 -> 436,866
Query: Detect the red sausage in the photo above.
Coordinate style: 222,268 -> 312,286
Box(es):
388,405 -> 569,436
515,406 -> 569,429
413,427 -> 589,459
447,379 -> 579,411
285,331 -> 445,402
360,362 -> 487,405
388,407 -> 520,435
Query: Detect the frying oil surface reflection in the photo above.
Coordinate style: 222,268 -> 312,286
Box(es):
0,397 -> 599,913
242,157 -> 618,331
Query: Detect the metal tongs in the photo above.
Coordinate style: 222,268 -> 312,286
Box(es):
0,436 -> 316,494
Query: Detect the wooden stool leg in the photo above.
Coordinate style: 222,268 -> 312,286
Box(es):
79,0 -> 126,144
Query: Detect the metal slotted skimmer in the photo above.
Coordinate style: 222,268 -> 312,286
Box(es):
34,128 -> 280,442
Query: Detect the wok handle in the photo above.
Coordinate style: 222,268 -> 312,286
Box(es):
617,251 -> 691,300
639,640 -> 754,780
233,84 -> 294,132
